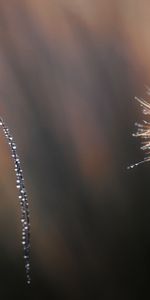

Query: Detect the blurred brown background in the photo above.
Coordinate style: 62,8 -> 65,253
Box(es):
0,1 -> 150,299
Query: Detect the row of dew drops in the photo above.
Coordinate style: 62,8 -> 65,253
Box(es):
0,117 -> 31,284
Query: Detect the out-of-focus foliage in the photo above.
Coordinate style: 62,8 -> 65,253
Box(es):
0,1 -> 150,299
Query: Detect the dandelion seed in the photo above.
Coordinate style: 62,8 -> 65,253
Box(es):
128,95 -> 150,169
0,117 -> 31,284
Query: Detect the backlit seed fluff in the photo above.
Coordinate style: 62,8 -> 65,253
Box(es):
128,96 -> 150,169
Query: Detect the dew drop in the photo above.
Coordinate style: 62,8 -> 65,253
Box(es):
21,188 -> 25,194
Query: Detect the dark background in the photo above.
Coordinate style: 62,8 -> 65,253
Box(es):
0,1 -> 150,299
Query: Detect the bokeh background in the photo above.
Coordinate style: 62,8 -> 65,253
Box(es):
0,1 -> 150,299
